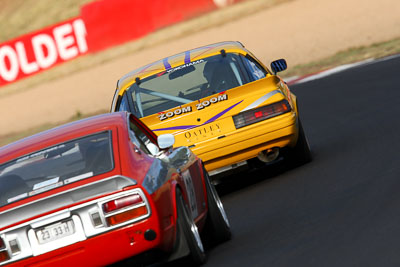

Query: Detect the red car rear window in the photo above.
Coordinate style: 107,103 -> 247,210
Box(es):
0,131 -> 114,207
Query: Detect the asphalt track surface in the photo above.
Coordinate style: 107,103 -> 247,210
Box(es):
167,55 -> 400,267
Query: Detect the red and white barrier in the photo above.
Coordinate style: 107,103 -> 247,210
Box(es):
0,0 -> 242,87
0,18 -> 88,86
81,0 -> 217,52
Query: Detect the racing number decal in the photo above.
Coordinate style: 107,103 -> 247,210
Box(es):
182,170 -> 198,219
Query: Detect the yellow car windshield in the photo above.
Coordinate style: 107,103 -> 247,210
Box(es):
127,53 -> 254,117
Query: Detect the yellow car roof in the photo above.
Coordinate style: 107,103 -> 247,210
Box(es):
117,41 -> 250,93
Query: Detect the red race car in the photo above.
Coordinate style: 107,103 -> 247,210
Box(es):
0,112 -> 230,266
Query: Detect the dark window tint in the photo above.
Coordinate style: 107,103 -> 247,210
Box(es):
117,93 -> 130,112
241,55 -> 267,81
0,131 -> 114,207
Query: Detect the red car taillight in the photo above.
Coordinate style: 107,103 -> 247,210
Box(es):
0,238 -> 9,263
233,100 -> 291,129
106,206 -> 148,226
0,251 -> 9,263
103,194 -> 143,213
102,194 -> 148,226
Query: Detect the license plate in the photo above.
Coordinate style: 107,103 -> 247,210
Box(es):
36,220 -> 75,244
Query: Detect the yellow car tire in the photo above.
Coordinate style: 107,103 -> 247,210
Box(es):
287,118 -> 312,166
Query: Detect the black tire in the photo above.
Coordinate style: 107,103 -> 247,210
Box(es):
176,189 -> 206,265
203,168 -> 231,246
287,118 -> 312,166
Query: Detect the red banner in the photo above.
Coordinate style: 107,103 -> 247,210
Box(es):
0,0 -> 241,86
0,18 -> 88,86
81,0 -> 217,52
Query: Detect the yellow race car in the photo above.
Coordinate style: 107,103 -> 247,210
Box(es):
111,41 -> 311,180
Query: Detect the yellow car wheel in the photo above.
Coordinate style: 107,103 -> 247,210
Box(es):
287,118 -> 312,166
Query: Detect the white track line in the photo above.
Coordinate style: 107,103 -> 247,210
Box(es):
284,55 -> 400,85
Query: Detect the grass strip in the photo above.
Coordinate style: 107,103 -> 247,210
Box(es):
282,37 -> 400,78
